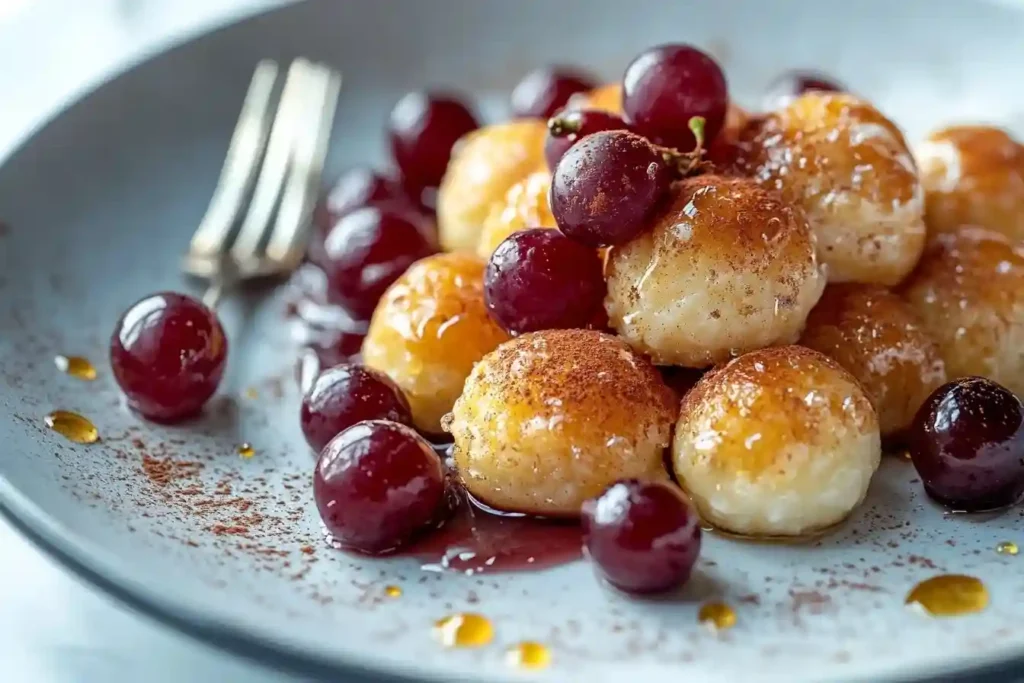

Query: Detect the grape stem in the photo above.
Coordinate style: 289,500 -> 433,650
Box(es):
658,116 -> 710,178
547,114 -> 581,138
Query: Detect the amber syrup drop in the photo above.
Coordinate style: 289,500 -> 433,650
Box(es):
506,641 -> 551,670
44,410 -> 99,444
698,601 -> 737,631
384,585 -> 403,598
905,575 -> 989,617
996,541 -> 1019,556
237,442 -> 256,459
54,355 -> 97,381
433,613 -> 493,648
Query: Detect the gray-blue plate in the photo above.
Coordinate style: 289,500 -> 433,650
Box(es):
3,1 -> 1024,681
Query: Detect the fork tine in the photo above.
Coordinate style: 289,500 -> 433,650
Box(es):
229,59 -> 313,270
186,60 -> 279,269
265,64 -> 342,269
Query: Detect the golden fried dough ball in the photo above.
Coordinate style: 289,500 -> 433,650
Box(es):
605,175 -> 825,367
899,226 -> 1024,397
572,82 -> 623,114
476,170 -> 555,258
445,329 -> 676,517
437,120 -> 547,252
362,253 -> 509,435
916,125 -> 1024,243
737,92 -> 925,285
799,284 -> 946,437
673,346 -> 881,537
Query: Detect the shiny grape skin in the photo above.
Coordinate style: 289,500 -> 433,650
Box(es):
483,228 -> 606,334
549,130 -> 672,248
582,480 -> 702,594
908,377 -> 1024,511
314,420 -> 446,554
622,44 -> 728,151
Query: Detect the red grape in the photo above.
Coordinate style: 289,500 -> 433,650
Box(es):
544,109 -> 629,170
110,292 -> 227,423
300,364 -> 412,454
582,480 -> 701,594
484,228 -> 606,334
550,130 -> 672,247
908,377 -> 1024,511
388,92 -> 478,191
622,44 -> 728,151
309,168 -> 415,265
314,420 -> 446,554
511,67 -> 597,119
322,206 -> 437,320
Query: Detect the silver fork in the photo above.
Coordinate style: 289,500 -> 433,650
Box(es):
183,58 -> 342,307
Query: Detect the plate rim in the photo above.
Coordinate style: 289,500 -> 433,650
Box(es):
3,1 -> 1024,681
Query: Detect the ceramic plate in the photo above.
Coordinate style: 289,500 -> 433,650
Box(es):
3,1 -> 1024,681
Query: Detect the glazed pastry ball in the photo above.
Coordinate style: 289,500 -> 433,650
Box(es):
900,226 -> 1024,397
574,82 -> 623,114
362,252 -> 509,435
737,92 -> 925,285
799,284 -> 947,437
673,345 -> 881,537
446,329 -> 676,517
476,170 -> 555,258
916,126 -> 1024,243
436,120 -> 547,252
605,175 -> 825,367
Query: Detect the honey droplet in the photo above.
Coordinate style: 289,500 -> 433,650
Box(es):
698,601 -> 737,631
54,355 -> 96,381
997,541 -> 1019,556
433,613 -> 493,648
506,641 -> 551,670
384,585 -> 402,598
45,410 -> 99,444
244,387 -> 259,399
237,443 -> 255,458
906,574 -> 989,617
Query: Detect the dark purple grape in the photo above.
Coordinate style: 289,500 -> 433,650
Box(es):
511,67 -> 597,119
309,168 -> 418,266
484,228 -> 606,334
544,109 -> 629,170
550,130 -> 672,247
300,364 -> 412,454
908,377 -> 1024,511
314,420 -> 446,554
388,92 -> 479,191
582,480 -> 701,594
622,44 -> 728,151
322,206 -> 437,320
110,292 -> 227,423
763,70 -> 845,109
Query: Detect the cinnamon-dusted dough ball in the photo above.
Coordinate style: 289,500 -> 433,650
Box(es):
605,175 -> 825,367
476,170 -> 555,258
446,329 -> 676,517
800,284 -> 947,437
673,346 -> 881,537
362,252 -> 509,435
916,126 -> 1024,243
737,92 -> 925,285
437,120 -> 547,252
900,226 -> 1024,397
